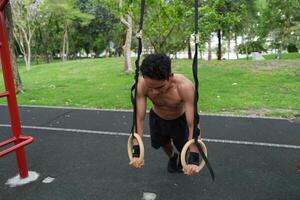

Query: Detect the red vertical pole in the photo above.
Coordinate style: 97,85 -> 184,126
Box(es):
0,1 -> 29,178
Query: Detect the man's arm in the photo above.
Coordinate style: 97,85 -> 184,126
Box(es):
179,81 -> 197,151
129,78 -> 146,169
135,78 -> 147,141
179,79 -> 201,176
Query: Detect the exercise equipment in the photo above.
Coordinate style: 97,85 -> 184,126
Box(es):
128,0 -> 145,161
0,0 -> 33,179
180,0 -> 215,180
127,133 -> 145,160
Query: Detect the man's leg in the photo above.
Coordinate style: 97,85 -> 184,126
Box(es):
149,110 -> 180,173
171,116 -> 189,173
163,142 -> 179,173
163,142 -> 175,158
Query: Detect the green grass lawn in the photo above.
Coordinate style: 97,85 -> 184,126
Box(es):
1,57 -> 300,118
264,52 -> 300,60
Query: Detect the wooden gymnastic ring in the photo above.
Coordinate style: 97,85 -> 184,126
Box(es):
180,139 -> 208,171
127,133 -> 145,161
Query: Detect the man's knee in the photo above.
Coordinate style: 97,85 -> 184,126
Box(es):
151,139 -> 170,149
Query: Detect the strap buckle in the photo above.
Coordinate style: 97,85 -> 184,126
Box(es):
192,33 -> 200,44
136,30 -> 143,39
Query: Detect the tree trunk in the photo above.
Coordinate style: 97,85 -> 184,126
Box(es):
242,33 -> 248,60
199,49 -> 203,60
234,33 -> 239,59
217,29 -> 222,60
278,20 -> 288,60
208,35 -> 212,61
66,31 -> 69,60
278,36 -> 283,60
45,53 -> 50,63
62,38 -> 65,61
10,1 -> 32,71
121,13 -> 133,73
227,33 -> 231,60
278,16 -> 289,60
26,40 -> 31,70
4,3 -> 23,92
62,20 -> 68,62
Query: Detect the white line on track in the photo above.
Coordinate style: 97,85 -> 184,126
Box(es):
1,124 -> 300,150
0,104 -> 288,120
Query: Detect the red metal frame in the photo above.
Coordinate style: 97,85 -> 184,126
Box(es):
0,0 -> 33,178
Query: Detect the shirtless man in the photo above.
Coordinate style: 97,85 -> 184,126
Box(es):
129,53 -> 201,176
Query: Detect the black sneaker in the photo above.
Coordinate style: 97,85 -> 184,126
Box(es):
167,153 -> 178,173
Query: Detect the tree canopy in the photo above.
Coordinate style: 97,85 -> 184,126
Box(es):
9,0 -> 300,68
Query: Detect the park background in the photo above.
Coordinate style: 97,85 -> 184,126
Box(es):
0,0 -> 300,118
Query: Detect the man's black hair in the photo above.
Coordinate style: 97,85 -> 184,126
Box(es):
140,53 -> 171,80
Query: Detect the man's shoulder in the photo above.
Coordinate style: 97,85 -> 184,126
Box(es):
138,76 -> 145,81
173,74 -> 194,97
174,74 -> 193,87
137,77 -> 147,94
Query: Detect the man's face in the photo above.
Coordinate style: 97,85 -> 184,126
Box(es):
144,76 -> 171,96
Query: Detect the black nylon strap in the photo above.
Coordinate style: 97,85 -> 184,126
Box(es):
193,0 -> 215,181
130,0 -> 145,136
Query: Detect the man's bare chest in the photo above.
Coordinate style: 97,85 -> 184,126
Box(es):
147,90 -> 183,107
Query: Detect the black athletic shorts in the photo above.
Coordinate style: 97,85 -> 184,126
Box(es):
149,109 -> 188,152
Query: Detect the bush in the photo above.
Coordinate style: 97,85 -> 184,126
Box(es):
287,43 -> 298,53
237,41 -> 267,54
